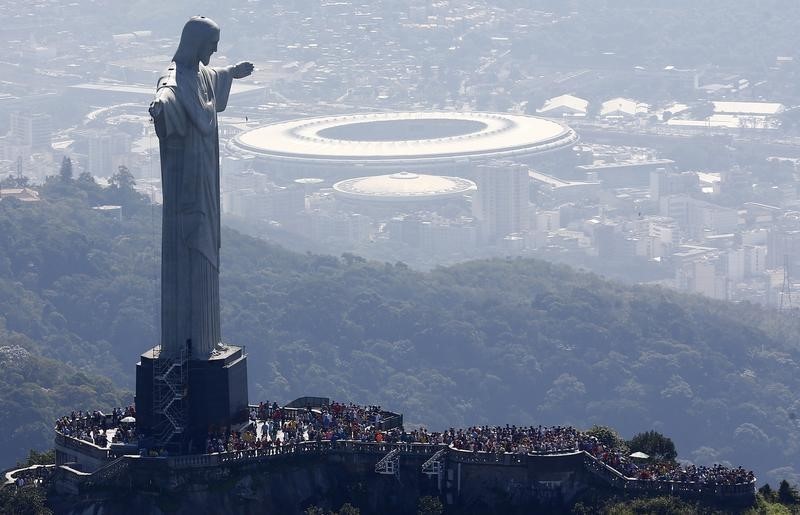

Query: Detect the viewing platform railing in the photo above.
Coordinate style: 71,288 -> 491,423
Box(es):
55,431 -> 111,461
250,404 -> 404,432
53,432 -> 756,502
2,464 -> 55,489
164,441 -> 444,469
582,452 -> 756,499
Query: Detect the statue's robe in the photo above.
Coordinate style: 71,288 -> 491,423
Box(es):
151,62 -> 233,358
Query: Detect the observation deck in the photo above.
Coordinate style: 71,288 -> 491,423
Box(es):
41,397 -> 756,511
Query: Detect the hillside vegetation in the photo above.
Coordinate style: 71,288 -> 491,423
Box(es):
1,178 -> 799,487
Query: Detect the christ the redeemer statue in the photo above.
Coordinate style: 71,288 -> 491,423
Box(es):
149,16 -> 253,358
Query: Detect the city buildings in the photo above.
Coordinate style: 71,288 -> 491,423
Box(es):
473,162 -> 530,243
2,0 -> 799,304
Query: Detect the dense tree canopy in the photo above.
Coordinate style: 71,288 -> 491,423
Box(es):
628,431 -> 678,463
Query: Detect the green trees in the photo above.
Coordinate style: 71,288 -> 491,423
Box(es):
18,450 -> 54,467
304,503 -> 360,515
58,157 -> 73,183
0,485 -> 52,515
750,482 -> 800,514
417,496 -> 444,515
108,165 -> 146,210
778,480 -> 800,505
0,326 -> 125,469
109,165 -> 135,192
585,426 -> 626,450
627,431 -> 678,463
0,175 -> 30,188
690,101 -> 716,123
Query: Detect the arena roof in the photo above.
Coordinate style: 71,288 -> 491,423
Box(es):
231,112 -> 578,164
333,172 -> 476,202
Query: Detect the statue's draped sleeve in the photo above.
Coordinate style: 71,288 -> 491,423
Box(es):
208,66 -> 234,112
152,67 -> 186,139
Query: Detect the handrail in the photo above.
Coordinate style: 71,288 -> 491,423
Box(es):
53,438 -> 756,501
421,448 -> 448,477
157,441 -> 446,469
55,431 -> 109,452
582,452 -> 756,497
374,448 -> 400,474
55,431 -> 111,461
79,456 -> 132,489
3,464 -> 55,488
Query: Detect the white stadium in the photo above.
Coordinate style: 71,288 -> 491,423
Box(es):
333,172 -> 476,203
228,111 -> 578,179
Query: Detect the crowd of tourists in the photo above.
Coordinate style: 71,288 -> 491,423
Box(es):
54,406 -> 136,447
668,464 -> 754,485
623,462 -> 755,485
208,401 -> 393,453
202,402 -> 755,486
441,425 -> 580,454
58,400 -> 754,487
579,436 -> 754,486
8,466 -> 52,490
207,403 -> 584,457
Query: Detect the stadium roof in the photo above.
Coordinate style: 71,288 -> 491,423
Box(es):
231,112 -> 578,163
333,172 -> 475,201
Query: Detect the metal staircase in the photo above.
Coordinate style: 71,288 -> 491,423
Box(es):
422,448 -> 447,491
421,448 -> 447,477
152,345 -> 188,452
374,448 -> 400,475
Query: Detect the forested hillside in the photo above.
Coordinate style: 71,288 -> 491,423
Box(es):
1,178 -> 799,486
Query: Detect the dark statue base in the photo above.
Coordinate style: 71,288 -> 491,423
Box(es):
135,345 -> 249,454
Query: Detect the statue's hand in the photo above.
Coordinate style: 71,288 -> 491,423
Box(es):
149,99 -> 163,120
232,61 -> 254,79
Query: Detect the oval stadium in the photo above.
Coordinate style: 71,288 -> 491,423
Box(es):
228,112 -> 578,179
333,172 -> 476,203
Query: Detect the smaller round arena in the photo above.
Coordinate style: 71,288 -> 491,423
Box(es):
333,172 -> 476,203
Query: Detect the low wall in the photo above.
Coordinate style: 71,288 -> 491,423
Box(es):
54,432 -> 110,473
581,452 -> 756,502
3,464 -> 55,488
48,440 -> 756,515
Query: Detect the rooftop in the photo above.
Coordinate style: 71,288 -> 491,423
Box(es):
712,101 -> 785,116
333,172 -> 476,201
537,94 -> 589,115
0,188 -> 40,202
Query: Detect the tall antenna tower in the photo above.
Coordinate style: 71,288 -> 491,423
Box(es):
780,254 -> 793,311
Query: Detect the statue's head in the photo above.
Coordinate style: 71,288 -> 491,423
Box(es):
173,16 -> 220,67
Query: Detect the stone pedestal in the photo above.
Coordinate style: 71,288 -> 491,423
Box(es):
135,345 -> 249,453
